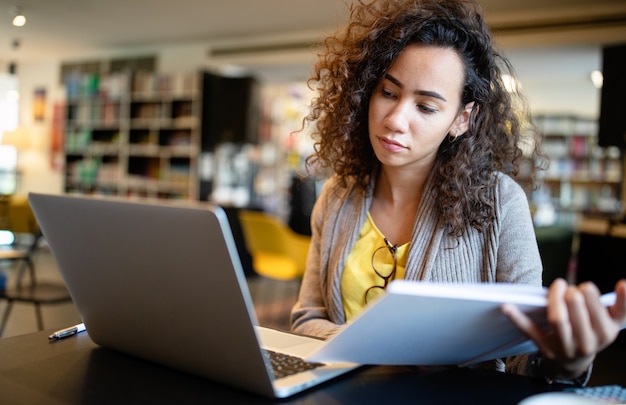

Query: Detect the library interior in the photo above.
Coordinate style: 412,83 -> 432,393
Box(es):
1,0 -> 626,403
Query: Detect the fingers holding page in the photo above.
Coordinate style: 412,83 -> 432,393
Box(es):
501,302 -> 555,358
577,281 -> 620,350
563,283 -> 598,356
609,279 -> 626,324
503,279 -> 625,359
545,278 -> 575,358
502,279 -> 598,359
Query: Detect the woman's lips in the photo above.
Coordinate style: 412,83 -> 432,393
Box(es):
379,136 -> 407,152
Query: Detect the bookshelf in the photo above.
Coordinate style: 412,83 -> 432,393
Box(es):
533,114 -> 622,217
63,71 -> 202,200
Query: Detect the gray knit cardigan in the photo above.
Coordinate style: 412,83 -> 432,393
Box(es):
290,171 -> 590,383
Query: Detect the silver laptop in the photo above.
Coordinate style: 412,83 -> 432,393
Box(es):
28,192 -> 359,398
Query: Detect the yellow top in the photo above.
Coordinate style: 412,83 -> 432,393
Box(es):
341,212 -> 408,322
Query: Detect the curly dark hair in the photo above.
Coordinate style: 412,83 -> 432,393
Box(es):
303,0 -> 547,236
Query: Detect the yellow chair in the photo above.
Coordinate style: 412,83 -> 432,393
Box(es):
0,196 -> 73,336
238,210 -> 310,280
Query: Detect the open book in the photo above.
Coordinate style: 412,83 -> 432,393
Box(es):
307,280 -> 618,366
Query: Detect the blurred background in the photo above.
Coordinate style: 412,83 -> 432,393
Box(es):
1,0 -> 626,338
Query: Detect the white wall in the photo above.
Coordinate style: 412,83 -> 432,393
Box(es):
504,45 -> 602,117
16,61 -> 65,193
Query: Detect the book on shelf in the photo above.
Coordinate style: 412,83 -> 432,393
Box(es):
307,280 -> 619,366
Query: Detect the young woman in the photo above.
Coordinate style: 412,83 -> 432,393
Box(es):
290,0 -> 626,384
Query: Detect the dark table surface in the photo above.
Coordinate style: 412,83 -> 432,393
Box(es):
0,329 -> 573,405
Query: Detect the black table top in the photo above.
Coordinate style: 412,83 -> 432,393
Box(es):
0,329 -> 566,404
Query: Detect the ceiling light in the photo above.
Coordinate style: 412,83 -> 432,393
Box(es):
590,70 -> 603,89
11,6 -> 25,27
12,14 -> 25,26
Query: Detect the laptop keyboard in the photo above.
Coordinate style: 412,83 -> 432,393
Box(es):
264,349 -> 324,379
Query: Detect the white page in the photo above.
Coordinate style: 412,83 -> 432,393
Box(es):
308,281 -> 618,366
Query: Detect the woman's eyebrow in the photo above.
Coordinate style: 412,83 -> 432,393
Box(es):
384,73 -> 447,102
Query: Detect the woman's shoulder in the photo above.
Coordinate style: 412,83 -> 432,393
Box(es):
494,172 -> 526,193
493,172 -> 531,207
313,174 -> 367,219
318,174 -> 361,199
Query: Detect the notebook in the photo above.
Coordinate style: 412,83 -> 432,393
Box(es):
28,192 -> 359,399
307,280 -> 619,366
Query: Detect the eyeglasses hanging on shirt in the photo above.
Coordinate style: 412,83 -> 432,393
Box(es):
364,237 -> 398,304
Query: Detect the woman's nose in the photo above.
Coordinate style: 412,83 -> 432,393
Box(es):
384,101 -> 410,133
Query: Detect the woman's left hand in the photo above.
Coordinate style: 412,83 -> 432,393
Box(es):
502,278 -> 626,380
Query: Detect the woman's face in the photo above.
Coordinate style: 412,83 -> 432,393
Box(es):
368,44 -> 473,171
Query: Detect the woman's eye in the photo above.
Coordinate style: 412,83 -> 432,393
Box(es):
381,88 -> 396,98
418,105 -> 437,113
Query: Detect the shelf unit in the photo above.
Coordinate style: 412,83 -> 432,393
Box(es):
533,114 -> 623,217
63,71 -> 202,200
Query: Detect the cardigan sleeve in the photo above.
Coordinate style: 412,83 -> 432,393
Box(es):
493,174 -> 543,285
290,176 -> 346,339
494,176 -> 592,384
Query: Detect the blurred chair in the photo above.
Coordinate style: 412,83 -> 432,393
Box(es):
0,196 -> 72,336
575,230 -> 626,294
535,225 -> 574,287
221,206 -> 255,277
287,175 -> 316,236
238,209 -> 310,281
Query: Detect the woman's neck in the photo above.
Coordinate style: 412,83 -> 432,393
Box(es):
369,166 -> 430,245
376,167 -> 427,203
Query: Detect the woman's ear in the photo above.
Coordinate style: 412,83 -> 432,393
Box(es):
451,101 -> 475,136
